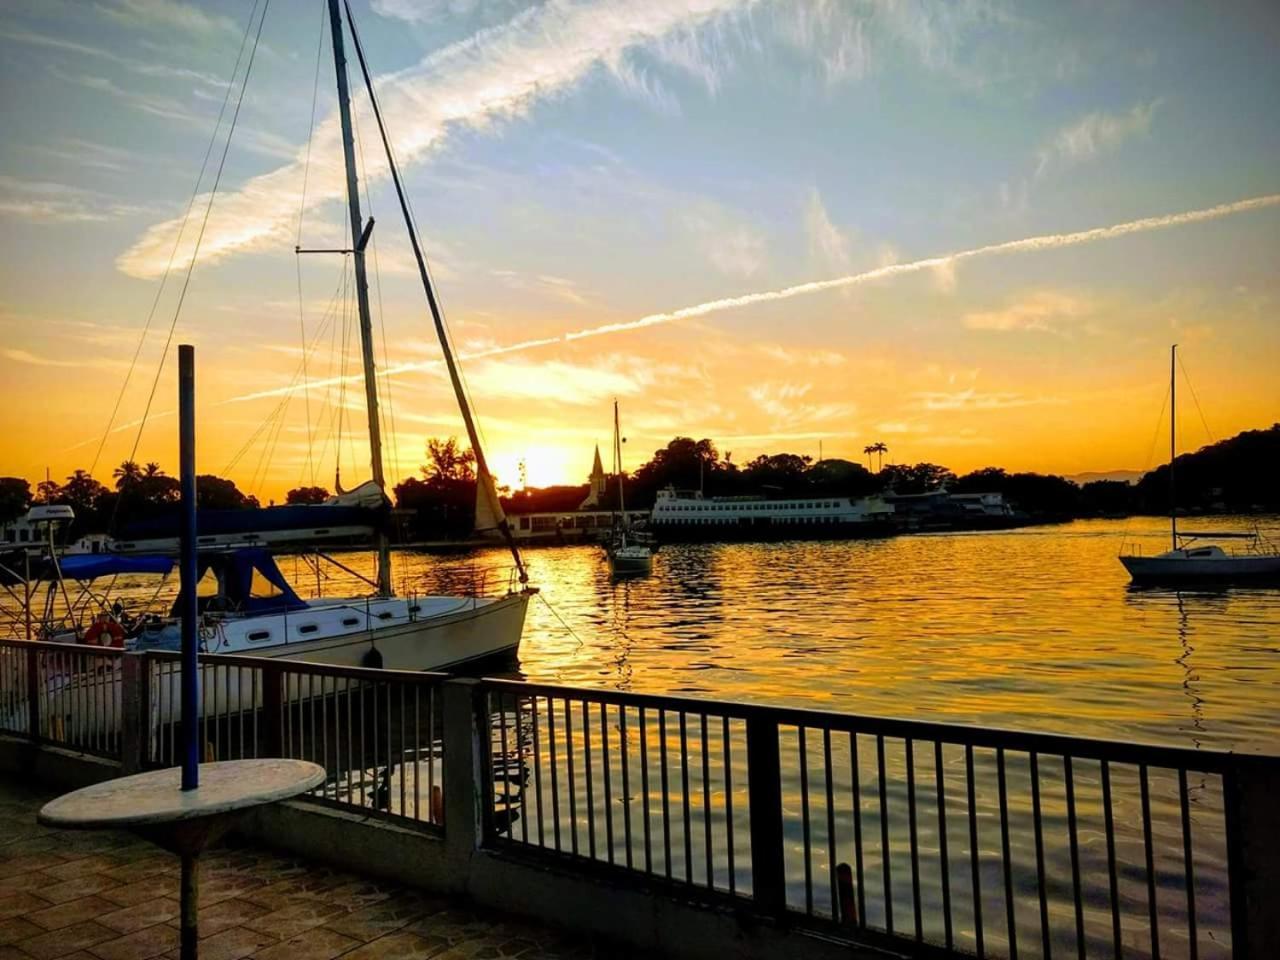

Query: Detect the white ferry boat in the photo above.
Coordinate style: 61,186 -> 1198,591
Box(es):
648,486 -> 896,542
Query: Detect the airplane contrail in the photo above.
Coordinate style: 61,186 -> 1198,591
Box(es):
562,192 -> 1280,340
222,192 -> 1278,406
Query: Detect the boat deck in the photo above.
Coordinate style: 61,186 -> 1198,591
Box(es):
0,778 -> 608,960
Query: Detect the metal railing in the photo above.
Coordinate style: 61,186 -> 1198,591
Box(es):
479,679 -> 1277,960
2,641 -> 1276,958
0,638 -> 125,759
143,650 -> 446,827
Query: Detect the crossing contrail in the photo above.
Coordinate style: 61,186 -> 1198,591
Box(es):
220,191 -> 1279,407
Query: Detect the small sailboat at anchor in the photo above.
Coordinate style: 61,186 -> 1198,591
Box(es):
605,401 -> 652,576
1119,345 -> 1280,585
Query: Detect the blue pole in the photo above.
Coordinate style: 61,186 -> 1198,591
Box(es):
178,344 -> 200,791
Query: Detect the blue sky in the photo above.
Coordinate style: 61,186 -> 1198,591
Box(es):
1,0 -> 1278,495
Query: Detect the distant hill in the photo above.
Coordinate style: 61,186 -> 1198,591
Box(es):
1134,423 -> 1280,513
1067,469 -> 1143,485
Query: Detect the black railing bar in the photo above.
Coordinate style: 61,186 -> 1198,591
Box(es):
1179,768 -> 1198,960
533,695 -> 545,847
602,701 -> 615,866
700,713 -> 713,891
565,697 -> 578,857
548,696 -> 561,852
877,734 -> 892,934
997,747 -> 1016,960
1140,764 -> 1160,960
582,699 -> 596,861
659,709 -> 672,880
935,741 -> 952,952
908,738 -> 923,942
851,732 -> 866,928
965,743 -> 983,960
1030,752 -> 1050,960
475,677 -> 1271,773
722,716 -> 735,895
618,705 -> 631,870
640,705 -> 652,875
800,725 -> 813,915
823,727 -> 837,920
680,711 -> 692,885
1064,756 -> 1085,960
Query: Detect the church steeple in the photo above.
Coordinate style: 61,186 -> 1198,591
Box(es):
580,444 -> 607,508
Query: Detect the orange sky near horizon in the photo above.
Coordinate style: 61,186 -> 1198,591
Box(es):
2,0 -> 1278,501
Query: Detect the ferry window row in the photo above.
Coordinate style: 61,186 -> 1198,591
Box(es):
660,501 -> 841,511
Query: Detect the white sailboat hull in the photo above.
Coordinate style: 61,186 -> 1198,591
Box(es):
1120,553 -> 1280,583
21,591 -> 531,738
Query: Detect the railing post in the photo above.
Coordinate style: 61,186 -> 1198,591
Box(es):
442,677 -> 484,886
1225,756 -> 1280,960
119,652 -> 146,774
261,663 -> 284,758
25,644 -> 39,739
746,712 -> 787,918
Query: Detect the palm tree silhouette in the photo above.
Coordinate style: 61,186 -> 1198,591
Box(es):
871,442 -> 888,472
863,444 -> 875,470
112,460 -> 141,490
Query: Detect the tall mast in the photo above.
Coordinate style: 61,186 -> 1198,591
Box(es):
327,0 -> 391,596
341,0 -> 528,584
614,400 -> 626,518
1170,343 -> 1177,551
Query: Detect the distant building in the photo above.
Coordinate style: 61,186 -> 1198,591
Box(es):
578,446 -> 606,509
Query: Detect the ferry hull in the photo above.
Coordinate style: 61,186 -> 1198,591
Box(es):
651,519 -> 897,545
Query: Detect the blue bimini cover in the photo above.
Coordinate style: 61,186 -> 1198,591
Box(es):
178,549 -> 309,616
56,554 -> 175,580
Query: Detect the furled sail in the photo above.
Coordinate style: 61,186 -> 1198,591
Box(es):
474,462 -> 506,538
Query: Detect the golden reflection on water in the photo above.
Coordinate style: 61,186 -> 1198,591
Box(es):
384,516 -> 1279,755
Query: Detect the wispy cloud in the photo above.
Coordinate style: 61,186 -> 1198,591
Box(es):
679,201 -> 767,277
748,381 -> 855,425
117,0 -> 751,279
912,389 -> 1058,411
3,348 -> 125,370
803,187 -> 852,271
1035,100 -> 1161,178
0,27 -> 229,87
96,0 -> 238,37
963,290 -> 1094,333
0,175 -> 149,224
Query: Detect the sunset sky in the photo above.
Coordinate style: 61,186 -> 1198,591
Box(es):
2,0 -> 1278,499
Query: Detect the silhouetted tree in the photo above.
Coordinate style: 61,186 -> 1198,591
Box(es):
0,478 -> 31,526
196,475 -> 258,510
285,486 -> 330,505
879,462 -> 956,494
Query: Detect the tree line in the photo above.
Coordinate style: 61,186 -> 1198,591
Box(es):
3,424 -> 1275,539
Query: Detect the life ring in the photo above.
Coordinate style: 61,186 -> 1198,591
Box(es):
83,615 -> 125,648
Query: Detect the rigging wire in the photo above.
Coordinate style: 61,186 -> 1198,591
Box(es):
88,0 -> 264,478
342,3 -> 497,476
118,0 -> 273,504
1176,351 -> 1217,445
294,0 -> 328,489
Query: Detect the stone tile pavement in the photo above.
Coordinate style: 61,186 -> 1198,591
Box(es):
0,778 -> 620,960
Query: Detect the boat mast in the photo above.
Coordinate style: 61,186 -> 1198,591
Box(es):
1170,343 -> 1177,552
614,400 -> 626,527
340,0 -> 528,584
327,0 -> 392,597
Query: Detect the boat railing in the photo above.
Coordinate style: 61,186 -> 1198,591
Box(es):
3,643 -> 1277,957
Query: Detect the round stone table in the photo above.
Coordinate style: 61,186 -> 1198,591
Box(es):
39,759 -> 325,959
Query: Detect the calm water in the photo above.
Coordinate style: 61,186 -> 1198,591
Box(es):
5,515 -> 1276,957
335,514 -> 1280,755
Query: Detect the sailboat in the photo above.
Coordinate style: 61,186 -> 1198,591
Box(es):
605,401 -> 652,576
25,0 -> 535,670
1119,345 -> 1280,585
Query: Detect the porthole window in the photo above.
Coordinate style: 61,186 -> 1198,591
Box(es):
248,630 -> 271,642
